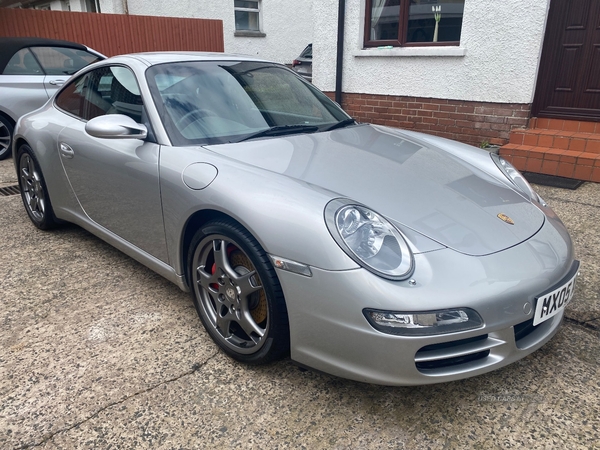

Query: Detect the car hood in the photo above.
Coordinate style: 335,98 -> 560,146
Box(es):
204,124 -> 545,256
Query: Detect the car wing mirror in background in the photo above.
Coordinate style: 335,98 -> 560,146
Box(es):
85,114 -> 148,139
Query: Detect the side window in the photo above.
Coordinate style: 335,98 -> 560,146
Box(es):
3,48 -> 43,75
29,46 -> 102,75
106,66 -> 144,123
55,70 -> 110,120
55,65 -> 144,123
55,73 -> 89,118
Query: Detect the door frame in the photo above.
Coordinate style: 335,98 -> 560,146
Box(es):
531,0 -> 600,122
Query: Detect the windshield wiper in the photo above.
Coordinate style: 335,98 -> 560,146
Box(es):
236,124 -> 319,142
323,118 -> 356,131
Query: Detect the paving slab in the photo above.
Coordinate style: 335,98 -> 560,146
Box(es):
0,156 -> 17,186
31,324 -> 600,450
1,157 -> 599,449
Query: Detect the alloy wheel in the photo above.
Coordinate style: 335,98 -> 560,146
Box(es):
0,119 -> 11,159
193,235 -> 269,354
19,152 -> 46,221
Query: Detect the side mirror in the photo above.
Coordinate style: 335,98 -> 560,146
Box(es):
85,114 -> 147,139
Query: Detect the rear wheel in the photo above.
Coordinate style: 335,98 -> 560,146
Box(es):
189,219 -> 290,364
0,115 -> 13,160
17,144 -> 58,230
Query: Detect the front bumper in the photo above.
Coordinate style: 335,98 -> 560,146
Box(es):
277,213 -> 576,385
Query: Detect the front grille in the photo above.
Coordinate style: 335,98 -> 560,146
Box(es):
415,334 -> 502,373
0,185 -> 20,196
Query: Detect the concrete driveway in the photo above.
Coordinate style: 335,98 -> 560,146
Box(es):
1,157 -> 599,449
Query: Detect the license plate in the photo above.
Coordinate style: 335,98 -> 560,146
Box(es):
533,272 -> 577,326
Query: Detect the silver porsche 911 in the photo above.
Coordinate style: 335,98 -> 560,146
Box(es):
13,52 -> 578,385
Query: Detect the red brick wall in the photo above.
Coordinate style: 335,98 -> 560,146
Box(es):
325,92 -> 531,147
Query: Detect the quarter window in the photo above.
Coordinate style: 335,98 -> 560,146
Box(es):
2,46 -> 101,76
234,1 -> 261,32
365,0 -> 464,47
29,46 -> 101,75
3,49 -> 43,75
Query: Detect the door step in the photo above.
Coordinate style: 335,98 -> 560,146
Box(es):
499,118 -> 600,183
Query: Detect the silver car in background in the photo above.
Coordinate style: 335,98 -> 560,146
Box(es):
13,52 -> 578,385
0,37 -> 104,159
291,43 -> 312,82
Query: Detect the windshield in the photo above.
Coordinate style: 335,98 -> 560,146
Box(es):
146,61 -> 350,145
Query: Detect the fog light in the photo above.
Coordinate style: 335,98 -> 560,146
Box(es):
364,308 -> 483,336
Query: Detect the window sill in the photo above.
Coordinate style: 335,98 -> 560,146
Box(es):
353,46 -> 466,57
234,30 -> 266,37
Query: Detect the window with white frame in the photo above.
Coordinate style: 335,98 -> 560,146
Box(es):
234,1 -> 261,33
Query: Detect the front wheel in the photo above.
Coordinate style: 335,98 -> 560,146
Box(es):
189,219 -> 290,364
17,144 -> 58,230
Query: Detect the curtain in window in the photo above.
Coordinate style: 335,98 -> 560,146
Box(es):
370,0 -> 387,40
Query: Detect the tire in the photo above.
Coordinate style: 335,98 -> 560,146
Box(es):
0,115 -> 14,160
189,219 -> 290,364
17,144 -> 58,230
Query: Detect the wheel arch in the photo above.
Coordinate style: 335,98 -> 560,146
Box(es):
180,208 -> 257,290
0,110 -> 16,128
185,208 -> 292,364
14,136 -> 29,153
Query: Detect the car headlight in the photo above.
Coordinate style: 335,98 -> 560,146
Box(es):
325,199 -> 413,280
490,153 -> 543,204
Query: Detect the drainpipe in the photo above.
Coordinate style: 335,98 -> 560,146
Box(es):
122,0 -> 129,14
335,0 -> 345,105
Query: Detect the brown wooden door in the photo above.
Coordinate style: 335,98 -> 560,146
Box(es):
532,0 -> 600,121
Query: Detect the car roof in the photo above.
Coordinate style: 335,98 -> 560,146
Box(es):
0,37 -> 90,73
113,52 -> 272,66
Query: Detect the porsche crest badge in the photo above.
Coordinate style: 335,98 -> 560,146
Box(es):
497,213 -> 514,225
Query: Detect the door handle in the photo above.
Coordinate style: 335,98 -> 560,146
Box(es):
59,142 -> 74,159
49,79 -> 66,86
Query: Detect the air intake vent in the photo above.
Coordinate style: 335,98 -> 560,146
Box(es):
414,334 -> 504,373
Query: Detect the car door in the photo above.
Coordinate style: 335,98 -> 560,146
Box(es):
0,48 -> 48,120
54,64 -> 169,263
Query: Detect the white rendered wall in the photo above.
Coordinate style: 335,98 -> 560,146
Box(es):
313,0 -> 551,104
69,0 -> 86,12
49,0 -> 68,10
98,0 -> 313,64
